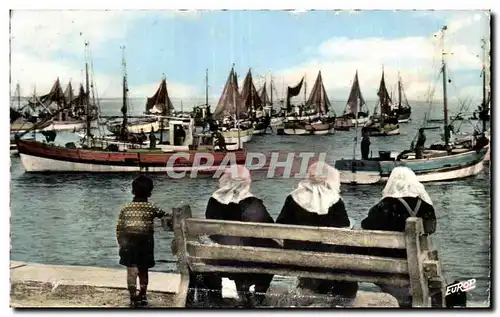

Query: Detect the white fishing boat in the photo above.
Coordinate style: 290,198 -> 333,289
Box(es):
213,65 -> 253,148
335,26 -> 489,184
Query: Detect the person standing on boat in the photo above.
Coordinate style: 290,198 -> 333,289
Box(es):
116,175 -> 172,307
415,128 -> 426,159
139,129 -> 147,144
149,130 -> 157,149
276,162 -> 358,306
361,128 -> 371,160
214,131 -> 227,151
442,124 -> 455,149
360,167 -> 436,308
197,165 -> 279,307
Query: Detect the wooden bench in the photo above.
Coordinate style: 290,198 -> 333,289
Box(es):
170,205 -> 447,308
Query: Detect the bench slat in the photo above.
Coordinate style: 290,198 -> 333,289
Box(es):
186,242 -> 409,274
185,219 -> 407,249
190,263 -> 411,287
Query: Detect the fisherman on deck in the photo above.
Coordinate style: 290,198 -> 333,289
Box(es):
276,162 -> 358,306
442,124 -> 455,149
214,131 -> 227,151
360,167 -> 436,308
415,128 -> 426,159
195,165 -> 280,307
361,127 -> 371,160
139,129 -> 147,144
148,130 -> 157,149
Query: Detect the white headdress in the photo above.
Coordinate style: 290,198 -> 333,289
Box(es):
382,166 -> 433,206
291,162 -> 342,215
212,165 -> 254,205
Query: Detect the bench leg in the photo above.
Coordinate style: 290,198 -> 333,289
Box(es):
173,271 -> 190,308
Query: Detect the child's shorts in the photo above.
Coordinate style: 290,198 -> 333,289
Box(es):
119,232 -> 155,268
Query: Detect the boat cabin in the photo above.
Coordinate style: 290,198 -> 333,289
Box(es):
167,117 -> 195,146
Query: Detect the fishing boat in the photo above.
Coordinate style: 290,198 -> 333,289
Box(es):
391,73 -> 412,123
303,71 -> 335,135
334,71 -> 365,132
334,26 -> 489,184
107,76 -> 174,135
17,47 -> 247,174
213,65 -> 254,147
281,76 -> 318,135
10,85 -> 54,134
191,69 -> 213,128
31,76 -> 98,131
241,69 -> 270,135
364,70 -> 400,137
339,71 -> 371,126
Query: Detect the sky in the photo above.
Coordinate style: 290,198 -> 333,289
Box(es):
9,10 -> 491,107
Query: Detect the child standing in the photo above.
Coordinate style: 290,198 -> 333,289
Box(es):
116,175 -> 172,307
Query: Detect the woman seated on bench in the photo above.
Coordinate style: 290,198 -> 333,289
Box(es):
197,165 -> 279,306
276,162 -> 358,306
361,166 -> 436,308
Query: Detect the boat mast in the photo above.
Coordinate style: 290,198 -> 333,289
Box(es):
120,46 -> 128,141
398,72 -> 402,110
440,26 -> 450,148
303,73 -> 307,107
16,82 -> 21,110
352,70 -> 360,161
233,64 -> 241,150
481,38 -> 487,133
205,68 -> 209,109
270,74 -> 273,105
85,42 -> 92,141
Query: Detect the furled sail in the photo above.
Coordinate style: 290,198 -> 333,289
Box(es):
345,71 -> 366,114
37,78 -> 67,108
213,66 -> 245,119
259,83 -> 271,105
396,76 -> 411,110
241,69 -> 262,113
64,82 -> 75,104
305,71 -> 332,115
145,78 -> 174,116
286,77 -> 304,111
377,70 -> 392,115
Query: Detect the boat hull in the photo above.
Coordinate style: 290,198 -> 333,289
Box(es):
107,119 -> 161,134
335,148 -> 488,184
221,128 -> 254,145
43,121 -> 86,131
270,117 -> 284,127
367,127 -> 400,137
10,119 -> 53,133
17,140 -> 246,174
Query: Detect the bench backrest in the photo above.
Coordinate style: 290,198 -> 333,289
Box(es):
171,205 -> 445,308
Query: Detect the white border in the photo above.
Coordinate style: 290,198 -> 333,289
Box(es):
1,1 -> 497,316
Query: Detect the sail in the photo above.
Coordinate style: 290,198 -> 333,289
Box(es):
305,71 -> 332,114
64,82 -> 75,103
241,69 -> 262,112
397,77 -> 411,109
214,66 -> 244,119
145,79 -> 174,115
346,71 -> 366,114
259,83 -> 271,105
377,70 -> 392,115
286,77 -> 304,111
38,78 -> 66,108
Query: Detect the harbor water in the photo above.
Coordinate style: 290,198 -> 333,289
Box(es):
10,98 -> 491,304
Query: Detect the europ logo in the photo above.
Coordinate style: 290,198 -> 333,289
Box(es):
446,279 -> 476,296
445,279 -> 476,308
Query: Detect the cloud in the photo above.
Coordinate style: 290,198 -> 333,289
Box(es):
265,11 -> 489,106
10,10 -> 200,98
